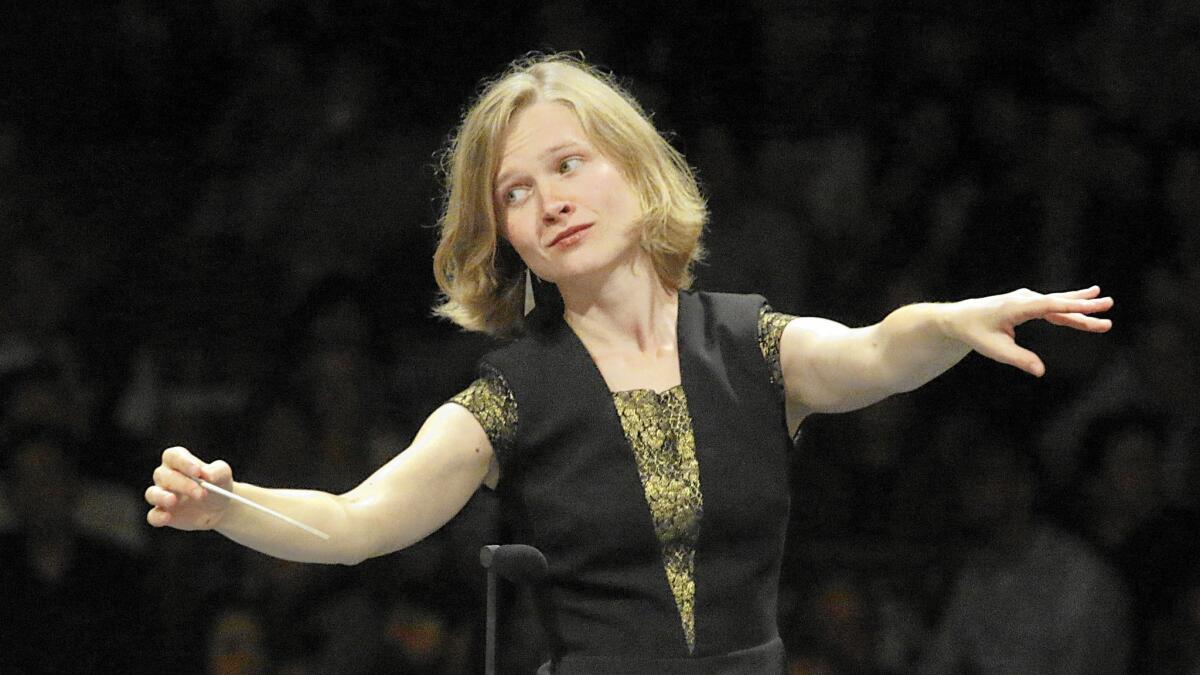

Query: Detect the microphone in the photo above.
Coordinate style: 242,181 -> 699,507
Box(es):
480,544 -> 548,582
481,544 -> 548,675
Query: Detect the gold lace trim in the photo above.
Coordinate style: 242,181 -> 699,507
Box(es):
613,385 -> 702,652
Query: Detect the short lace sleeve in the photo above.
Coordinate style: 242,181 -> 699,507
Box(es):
449,369 -> 518,459
757,305 -> 797,400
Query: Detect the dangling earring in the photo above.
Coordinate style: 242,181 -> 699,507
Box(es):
524,268 -> 563,322
524,267 -> 536,315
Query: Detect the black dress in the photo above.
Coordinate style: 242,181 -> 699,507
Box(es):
451,291 -> 796,674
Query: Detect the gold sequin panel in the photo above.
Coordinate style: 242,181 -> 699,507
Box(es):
758,308 -> 796,397
449,370 -> 518,457
612,385 -> 703,653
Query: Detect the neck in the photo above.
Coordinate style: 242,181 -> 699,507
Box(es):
557,256 -> 677,355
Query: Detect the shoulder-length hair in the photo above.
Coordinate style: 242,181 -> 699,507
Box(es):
432,54 -> 708,337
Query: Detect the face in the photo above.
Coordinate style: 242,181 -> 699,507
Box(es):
493,101 -> 644,285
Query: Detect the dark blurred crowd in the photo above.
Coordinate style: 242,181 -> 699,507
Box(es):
1,1 -> 1198,673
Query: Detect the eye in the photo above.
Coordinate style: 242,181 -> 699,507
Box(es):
558,156 -> 582,174
503,185 -> 530,206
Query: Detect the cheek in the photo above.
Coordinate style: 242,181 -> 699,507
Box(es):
588,165 -> 643,220
500,213 -> 542,266
602,172 -> 643,222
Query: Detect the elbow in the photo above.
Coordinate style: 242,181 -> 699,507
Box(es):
337,552 -> 369,566
328,494 -> 378,566
328,533 -> 378,566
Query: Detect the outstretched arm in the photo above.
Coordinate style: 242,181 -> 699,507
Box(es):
146,403 -> 496,565
779,286 -> 1113,422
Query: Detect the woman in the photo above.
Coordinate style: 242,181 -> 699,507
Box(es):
146,55 -> 1113,673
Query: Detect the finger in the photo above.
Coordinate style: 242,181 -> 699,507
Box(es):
1045,312 -> 1113,332
1020,296 -> 1112,322
154,465 -> 205,499
972,331 -> 1046,377
201,459 -> 233,485
1047,285 -> 1100,300
147,506 -> 171,528
144,485 -> 178,509
1048,296 -> 1112,314
162,446 -> 204,478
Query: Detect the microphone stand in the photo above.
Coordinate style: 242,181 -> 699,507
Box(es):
484,545 -> 499,675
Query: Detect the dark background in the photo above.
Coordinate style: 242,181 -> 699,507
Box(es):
1,1 -> 1197,673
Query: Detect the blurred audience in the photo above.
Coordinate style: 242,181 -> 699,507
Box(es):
206,605 -> 270,675
1152,571 -> 1200,675
917,420 -> 1130,674
1,0 -> 1196,672
1071,412 -> 1200,673
785,573 -> 881,674
0,426 -> 158,672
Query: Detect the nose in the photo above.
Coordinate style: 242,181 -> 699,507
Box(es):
542,198 -> 574,225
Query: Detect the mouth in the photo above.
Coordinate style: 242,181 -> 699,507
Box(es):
548,223 -> 593,247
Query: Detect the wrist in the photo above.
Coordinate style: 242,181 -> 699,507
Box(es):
933,300 -> 968,344
208,480 -> 246,533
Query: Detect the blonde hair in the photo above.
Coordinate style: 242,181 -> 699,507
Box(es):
432,54 -> 708,337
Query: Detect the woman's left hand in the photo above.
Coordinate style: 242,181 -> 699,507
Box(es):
946,285 -> 1113,377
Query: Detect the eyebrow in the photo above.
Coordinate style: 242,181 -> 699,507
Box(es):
494,141 -> 581,190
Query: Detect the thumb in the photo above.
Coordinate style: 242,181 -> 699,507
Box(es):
972,331 -> 1046,377
200,459 -> 234,486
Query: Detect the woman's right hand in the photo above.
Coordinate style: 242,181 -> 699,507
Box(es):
145,446 -> 234,531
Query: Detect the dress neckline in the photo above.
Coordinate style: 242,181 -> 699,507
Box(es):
559,291 -> 685,397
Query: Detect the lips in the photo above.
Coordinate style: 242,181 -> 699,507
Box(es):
549,223 -> 592,247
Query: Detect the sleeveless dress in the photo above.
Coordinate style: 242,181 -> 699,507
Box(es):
450,292 -> 796,673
